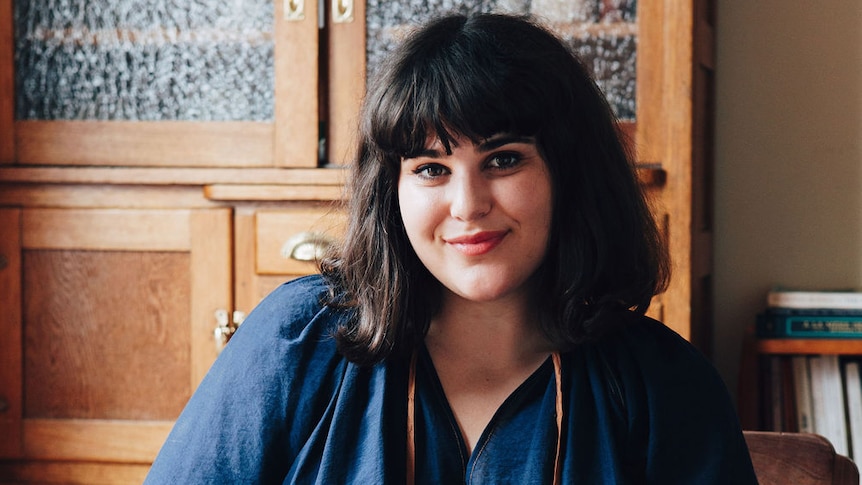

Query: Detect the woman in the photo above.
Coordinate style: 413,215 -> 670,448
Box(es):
146,13 -> 757,484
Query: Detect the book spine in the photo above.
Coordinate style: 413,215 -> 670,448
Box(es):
844,361 -> 862,462
769,356 -> 783,431
791,356 -> 813,433
809,355 -> 849,457
765,307 -> 862,317
767,291 -> 862,310
756,313 -> 862,338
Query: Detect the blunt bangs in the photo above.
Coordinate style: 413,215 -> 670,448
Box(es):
366,14 -> 565,159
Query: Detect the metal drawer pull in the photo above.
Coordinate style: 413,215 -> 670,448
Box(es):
281,232 -> 335,261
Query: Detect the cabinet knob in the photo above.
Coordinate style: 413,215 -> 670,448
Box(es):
214,310 -> 246,352
281,232 -> 335,262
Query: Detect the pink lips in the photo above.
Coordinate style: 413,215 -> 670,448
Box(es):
445,230 -> 508,256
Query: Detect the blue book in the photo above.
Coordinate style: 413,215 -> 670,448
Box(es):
757,312 -> 862,338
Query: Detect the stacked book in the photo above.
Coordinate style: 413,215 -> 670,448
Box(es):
757,288 -> 862,339
756,288 -> 862,463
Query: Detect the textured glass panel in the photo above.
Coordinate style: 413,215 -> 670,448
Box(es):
366,0 -> 637,120
14,0 -> 274,121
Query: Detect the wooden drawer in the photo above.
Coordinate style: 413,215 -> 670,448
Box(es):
254,207 -> 346,275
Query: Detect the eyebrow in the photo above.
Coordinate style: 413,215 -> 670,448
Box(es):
406,134 -> 536,159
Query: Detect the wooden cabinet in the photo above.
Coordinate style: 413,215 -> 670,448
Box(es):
0,0 -> 715,482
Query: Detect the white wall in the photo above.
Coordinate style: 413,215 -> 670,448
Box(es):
714,1 -> 862,399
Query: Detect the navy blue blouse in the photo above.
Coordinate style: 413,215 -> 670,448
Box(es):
145,275 -> 757,484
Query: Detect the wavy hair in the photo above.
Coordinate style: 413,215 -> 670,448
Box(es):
321,12 -> 669,366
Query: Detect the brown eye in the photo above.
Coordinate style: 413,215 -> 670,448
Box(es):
487,153 -> 522,170
413,163 -> 449,179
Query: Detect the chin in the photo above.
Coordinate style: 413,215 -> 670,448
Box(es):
448,283 -> 523,304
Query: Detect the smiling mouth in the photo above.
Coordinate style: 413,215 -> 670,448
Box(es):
445,231 -> 508,256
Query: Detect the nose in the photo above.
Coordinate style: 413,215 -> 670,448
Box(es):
449,172 -> 492,221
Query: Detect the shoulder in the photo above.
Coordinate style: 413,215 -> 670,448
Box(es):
592,310 -> 712,373
578,310 -> 757,483
213,274 -> 354,383
251,274 -> 333,321
581,309 -> 733,419
235,274 -> 348,342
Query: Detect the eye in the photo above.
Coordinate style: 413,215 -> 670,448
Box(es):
413,163 -> 450,179
486,152 -> 522,170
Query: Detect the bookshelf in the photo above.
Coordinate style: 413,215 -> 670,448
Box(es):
738,327 -> 862,463
755,339 -> 862,355
739,330 -> 862,426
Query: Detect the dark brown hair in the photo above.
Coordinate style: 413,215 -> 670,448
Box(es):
321,12 -> 669,366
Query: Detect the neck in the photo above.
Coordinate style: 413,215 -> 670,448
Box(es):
425,289 -> 553,368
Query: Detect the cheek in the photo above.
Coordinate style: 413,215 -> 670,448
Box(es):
513,176 -> 553,224
397,183 -> 430,242
519,178 -> 554,251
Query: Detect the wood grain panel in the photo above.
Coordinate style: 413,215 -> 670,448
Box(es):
651,0 -> 696,344
203,184 -> 344,202
22,419 -> 172,463
236,211 -> 315,312
0,0 -> 13,164
634,0 -> 664,164
0,166 -> 347,186
0,185 -> 209,210
233,209 -> 259,315
274,0 -> 319,167
189,209 -> 233,388
23,250 -> 191,421
16,121 -> 273,167
326,0 -> 366,166
0,209 -> 23,458
255,208 -> 346,275
22,209 -> 191,251
0,460 -> 151,485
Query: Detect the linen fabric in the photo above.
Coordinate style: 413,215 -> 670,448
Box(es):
144,275 -> 757,484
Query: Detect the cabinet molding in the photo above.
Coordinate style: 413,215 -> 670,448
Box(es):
17,121 -> 274,168
22,419 -> 171,463
22,208 -> 192,251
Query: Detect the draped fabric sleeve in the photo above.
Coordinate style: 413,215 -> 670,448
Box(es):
597,314 -> 758,484
144,275 -> 350,484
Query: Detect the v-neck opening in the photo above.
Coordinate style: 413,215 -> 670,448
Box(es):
416,345 -> 555,477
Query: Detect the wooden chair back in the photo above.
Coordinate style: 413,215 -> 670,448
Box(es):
744,431 -> 859,485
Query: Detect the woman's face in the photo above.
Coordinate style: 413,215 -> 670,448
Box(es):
398,132 -> 553,305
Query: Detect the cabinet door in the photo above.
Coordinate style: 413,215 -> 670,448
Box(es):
7,0 -> 320,168
0,207 -> 231,464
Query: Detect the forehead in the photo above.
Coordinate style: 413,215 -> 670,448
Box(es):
421,130 -> 536,152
